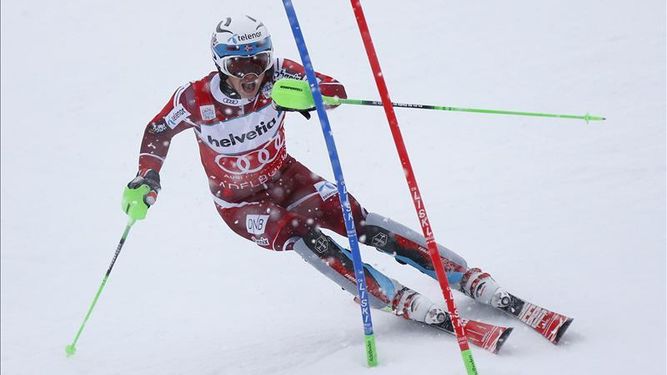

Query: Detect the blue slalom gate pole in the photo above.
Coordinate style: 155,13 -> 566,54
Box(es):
281,0 -> 378,367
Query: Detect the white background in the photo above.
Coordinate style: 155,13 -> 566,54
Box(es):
1,0 -> 665,374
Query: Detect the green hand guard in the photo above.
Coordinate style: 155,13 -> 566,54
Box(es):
272,78 -> 317,110
122,185 -> 151,221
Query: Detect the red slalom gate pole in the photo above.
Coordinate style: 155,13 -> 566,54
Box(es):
349,1 -> 478,374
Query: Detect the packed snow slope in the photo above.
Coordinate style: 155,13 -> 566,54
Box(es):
2,0 -> 665,374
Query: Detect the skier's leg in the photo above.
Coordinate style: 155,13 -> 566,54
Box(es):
361,213 -> 572,343
361,212 -> 467,283
215,200 -> 446,323
285,230 -> 447,324
280,177 -> 511,309
213,156 -> 363,252
232,158 -> 503,313
361,212 -> 510,308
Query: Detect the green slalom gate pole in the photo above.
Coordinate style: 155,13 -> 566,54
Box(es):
323,97 -> 606,123
65,218 -> 136,357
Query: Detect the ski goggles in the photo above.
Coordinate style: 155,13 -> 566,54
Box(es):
218,51 -> 273,78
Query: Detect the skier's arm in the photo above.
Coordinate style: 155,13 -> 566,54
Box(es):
278,58 -> 347,108
138,85 -> 194,175
122,85 -> 194,220
314,71 -> 347,103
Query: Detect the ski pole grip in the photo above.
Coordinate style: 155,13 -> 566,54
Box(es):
271,78 -> 315,110
122,184 -> 151,221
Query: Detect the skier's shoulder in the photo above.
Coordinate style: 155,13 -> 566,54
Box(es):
183,71 -> 218,98
169,72 -> 217,109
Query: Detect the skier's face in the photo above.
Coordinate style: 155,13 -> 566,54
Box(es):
226,72 -> 265,98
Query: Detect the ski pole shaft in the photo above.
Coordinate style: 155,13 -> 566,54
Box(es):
350,1 -> 478,373
282,0 -> 378,367
65,219 -> 136,357
323,97 -> 605,123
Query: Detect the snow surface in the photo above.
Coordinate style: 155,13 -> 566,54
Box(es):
1,0 -> 665,374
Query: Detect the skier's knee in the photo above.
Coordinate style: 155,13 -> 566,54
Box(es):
362,212 -> 468,275
289,230 -> 340,257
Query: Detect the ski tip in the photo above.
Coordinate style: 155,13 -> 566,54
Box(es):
553,317 -> 574,345
493,327 -> 514,354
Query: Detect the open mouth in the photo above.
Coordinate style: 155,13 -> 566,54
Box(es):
241,81 -> 257,92
238,73 -> 261,95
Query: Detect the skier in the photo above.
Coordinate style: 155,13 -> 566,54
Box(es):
123,15 -> 570,347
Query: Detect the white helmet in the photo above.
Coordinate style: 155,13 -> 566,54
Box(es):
211,15 -> 274,78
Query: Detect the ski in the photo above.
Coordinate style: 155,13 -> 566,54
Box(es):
427,311 -> 513,354
496,293 -> 573,344
362,296 -> 513,354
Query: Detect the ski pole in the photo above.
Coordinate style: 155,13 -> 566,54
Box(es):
281,0 -> 378,367
65,218 -> 136,357
271,79 -> 605,124
322,97 -> 605,123
66,184 -> 151,356
350,0 -> 478,373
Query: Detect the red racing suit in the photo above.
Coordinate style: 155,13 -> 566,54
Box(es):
137,58 -> 365,251
136,58 -> 474,318
130,54 -> 526,331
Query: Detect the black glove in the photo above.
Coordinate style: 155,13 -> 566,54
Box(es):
274,104 -> 314,120
127,169 -> 161,206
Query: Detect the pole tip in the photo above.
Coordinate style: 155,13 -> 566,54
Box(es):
65,344 -> 77,357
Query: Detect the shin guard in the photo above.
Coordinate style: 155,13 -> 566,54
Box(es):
362,212 -> 467,283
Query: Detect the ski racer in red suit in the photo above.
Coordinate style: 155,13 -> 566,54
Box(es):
124,15 -> 518,328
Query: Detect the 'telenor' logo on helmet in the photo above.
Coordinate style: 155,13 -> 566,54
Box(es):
227,32 -> 262,44
237,32 -> 263,41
